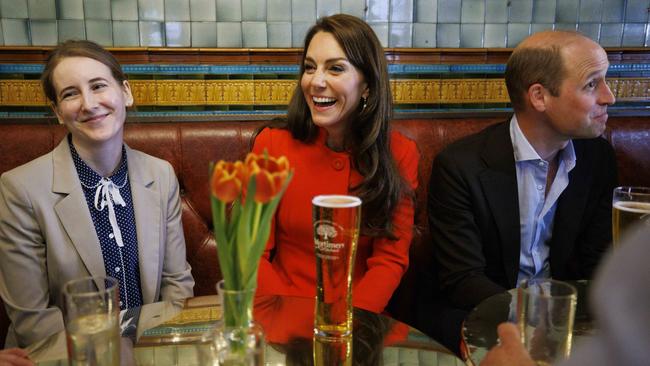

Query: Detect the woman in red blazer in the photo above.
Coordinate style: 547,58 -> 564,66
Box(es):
253,14 -> 418,314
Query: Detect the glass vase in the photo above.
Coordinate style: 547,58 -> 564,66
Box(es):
200,281 -> 264,365
219,280 -> 256,330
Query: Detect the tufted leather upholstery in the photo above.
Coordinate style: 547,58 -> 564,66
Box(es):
1,117 -> 649,347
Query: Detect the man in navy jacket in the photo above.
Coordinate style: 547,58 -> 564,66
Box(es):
419,30 -> 618,353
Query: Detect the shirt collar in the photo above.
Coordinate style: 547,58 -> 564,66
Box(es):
510,115 -> 541,162
68,134 -> 129,187
509,115 -> 576,168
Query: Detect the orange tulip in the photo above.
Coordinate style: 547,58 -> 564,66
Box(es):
244,152 -> 290,203
210,160 -> 245,202
209,152 -> 292,295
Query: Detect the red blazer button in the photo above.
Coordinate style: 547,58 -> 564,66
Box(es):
332,159 -> 344,171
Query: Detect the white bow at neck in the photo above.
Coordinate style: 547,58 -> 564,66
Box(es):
93,177 -> 128,247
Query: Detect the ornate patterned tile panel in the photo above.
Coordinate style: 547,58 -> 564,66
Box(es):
129,80 -> 158,105
0,80 -> 46,105
254,80 -> 295,105
615,78 -> 650,101
392,79 -> 442,104
392,79 -> 510,104
206,80 -> 255,105
1,78 -> 648,107
484,79 -> 510,103
156,80 -> 207,105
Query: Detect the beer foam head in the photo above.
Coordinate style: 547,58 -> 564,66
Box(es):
312,195 -> 362,208
613,201 -> 650,213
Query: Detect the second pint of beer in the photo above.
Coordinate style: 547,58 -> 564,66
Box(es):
612,186 -> 650,247
312,195 -> 361,340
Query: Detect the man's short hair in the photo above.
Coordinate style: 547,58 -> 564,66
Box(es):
505,45 -> 565,111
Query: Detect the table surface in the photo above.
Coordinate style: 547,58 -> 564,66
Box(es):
461,280 -> 594,366
30,294 -> 464,366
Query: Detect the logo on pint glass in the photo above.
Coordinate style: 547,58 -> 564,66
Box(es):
314,220 -> 345,255
316,223 -> 337,240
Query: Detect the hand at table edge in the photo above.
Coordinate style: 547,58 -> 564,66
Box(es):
0,348 -> 34,366
480,323 -> 535,366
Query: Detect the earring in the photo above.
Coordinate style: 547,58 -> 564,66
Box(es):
361,97 -> 367,110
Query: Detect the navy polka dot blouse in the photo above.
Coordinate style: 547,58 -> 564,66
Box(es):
69,136 -> 143,310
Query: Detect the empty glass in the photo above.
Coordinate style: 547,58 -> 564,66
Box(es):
517,279 -> 577,365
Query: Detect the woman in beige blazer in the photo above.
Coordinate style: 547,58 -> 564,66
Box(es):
0,40 -> 194,348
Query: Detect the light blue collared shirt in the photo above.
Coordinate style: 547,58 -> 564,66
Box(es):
510,116 -> 576,285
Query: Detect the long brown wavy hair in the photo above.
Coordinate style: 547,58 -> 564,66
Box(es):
267,14 -> 407,238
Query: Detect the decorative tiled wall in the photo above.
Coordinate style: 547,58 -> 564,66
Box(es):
2,55 -> 649,119
1,0 -> 650,48
3,71 -> 649,107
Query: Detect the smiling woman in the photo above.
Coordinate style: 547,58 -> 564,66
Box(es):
300,31 -> 369,150
0,40 -> 194,348
48,57 -> 133,176
39,42 -> 135,176
252,14 -> 419,314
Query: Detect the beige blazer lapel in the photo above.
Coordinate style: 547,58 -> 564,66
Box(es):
126,145 -> 161,304
51,138 -> 107,282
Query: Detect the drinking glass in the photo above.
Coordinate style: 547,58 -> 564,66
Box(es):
612,186 -> 650,247
313,333 -> 352,366
517,279 -> 577,365
63,276 -> 120,366
312,195 -> 361,340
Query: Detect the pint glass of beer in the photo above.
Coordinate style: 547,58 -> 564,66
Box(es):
612,186 -> 650,247
312,195 -> 361,340
313,332 -> 352,365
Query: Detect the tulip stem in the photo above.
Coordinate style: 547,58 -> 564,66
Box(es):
251,202 -> 262,243
220,201 -> 227,234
